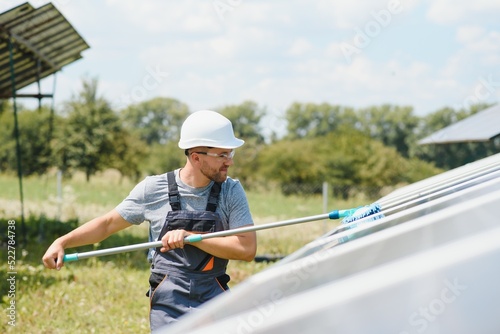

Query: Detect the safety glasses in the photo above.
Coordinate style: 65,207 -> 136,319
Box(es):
193,150 -> 235,161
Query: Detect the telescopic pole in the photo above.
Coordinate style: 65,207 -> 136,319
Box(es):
63,208 -> 359,262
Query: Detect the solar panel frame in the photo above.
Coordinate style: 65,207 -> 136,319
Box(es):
419,104 -> 500,144
155,152 -> 500,333
0,2 -> 89,98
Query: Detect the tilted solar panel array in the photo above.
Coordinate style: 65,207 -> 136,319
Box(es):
418,104 -> 500,144
159,152 -> 500,333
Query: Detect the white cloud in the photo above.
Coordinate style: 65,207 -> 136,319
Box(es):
1,0 -> 498,116
105,0 -> 221,34
287,38 -> 313,56
315,0 -> 389,29
445,26 -> 500,78
460,29 -> 500,57
325,42 -> 351,61
209,37 -> 238,58
427,0 -> 500,25
456,26 -> 485,44
228,2 -> 278,24
314,0 -> 417,29
137,24 -> 280,71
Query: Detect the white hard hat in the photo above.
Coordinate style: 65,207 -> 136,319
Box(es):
178,110 -> 245,149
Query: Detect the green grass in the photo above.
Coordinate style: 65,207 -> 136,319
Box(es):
0,171 -> 373,333
0,170 -> 135,205
4,261 -> 150,333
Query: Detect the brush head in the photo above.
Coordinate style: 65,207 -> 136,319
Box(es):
341,202 -> 383,225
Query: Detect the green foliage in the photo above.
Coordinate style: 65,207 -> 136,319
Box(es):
0,215 -> 78,246
52,77 -> 133,181
230,137 -> 265,186
108,130 -> 149,182
2,75 -> 494,194
218,100 -> 266,144
0,106 -> 54,175
0,212 -> 150,333
285,102 -> 419,158
285,102 -> 357,139
142,141 -> 186,176
0,176 -> 369,334
356,104 -> 418,157
258,130 -> 441,196
0,99 -> 9,115
213,101 -> 266,185
413,104 -> 499,169
0,262 -> 150,333
0,107 -> 16,172
402,158 -> 444,183
120,97 -> 189,145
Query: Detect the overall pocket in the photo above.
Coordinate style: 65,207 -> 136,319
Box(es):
215,273 -> 231,291
146,271 -> 167,298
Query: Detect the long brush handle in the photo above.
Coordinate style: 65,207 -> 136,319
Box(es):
62,208 -> 358,263
185,209 -> 358,243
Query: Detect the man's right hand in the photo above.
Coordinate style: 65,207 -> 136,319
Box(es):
40,209 -> 133,270
42,240 -> 65,270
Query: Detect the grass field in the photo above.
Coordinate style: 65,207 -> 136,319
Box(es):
1,171 -> 372,333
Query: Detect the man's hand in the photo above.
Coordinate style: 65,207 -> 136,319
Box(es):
42,240 -> 65,270
41,209 -> 132,270
160,230 -> 192,252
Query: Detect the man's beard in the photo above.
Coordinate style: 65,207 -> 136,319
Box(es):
200,161 -> 227,183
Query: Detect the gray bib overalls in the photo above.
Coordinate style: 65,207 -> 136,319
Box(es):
149,171 -> 230,331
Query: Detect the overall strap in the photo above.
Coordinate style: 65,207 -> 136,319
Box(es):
167,171 -> 181,211
155,172 -> 225,271
206,181 -> 222,212
168,170 -> 221,212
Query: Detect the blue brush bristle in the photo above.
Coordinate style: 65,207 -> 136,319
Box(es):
341,202 -> 383,225
335,203 -> 384,243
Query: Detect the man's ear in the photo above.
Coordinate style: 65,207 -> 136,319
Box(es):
189,151 -> 202,165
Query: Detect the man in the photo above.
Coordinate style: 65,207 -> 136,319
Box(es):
42,110 -> 257,331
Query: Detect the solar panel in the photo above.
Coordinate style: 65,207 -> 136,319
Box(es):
0,2 -> 89,98
419,104 -> 500,144
157,153 -> 500,333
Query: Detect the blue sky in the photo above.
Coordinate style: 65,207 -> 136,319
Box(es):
3,0 -> 500,130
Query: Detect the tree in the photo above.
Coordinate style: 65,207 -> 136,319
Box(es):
258,128 -> 441,196
356,104 -> 418,157
53,77 -> 124,181
285,102 -> 357,139
413,104 -> 498,169
0,104 -> 16,172
0,99 -> 9,116
218,101 -> 266,184
0,105 -> 54,175
120,97 -> 189,145
142,142 -> 186,176
108,130 -> 149,182
284,103 -> 421,158
218,100 -> 266,144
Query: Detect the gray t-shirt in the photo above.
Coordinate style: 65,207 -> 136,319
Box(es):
115,168 -> 254,259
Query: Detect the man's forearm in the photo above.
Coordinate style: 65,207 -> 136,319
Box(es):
191,232 -> 257,262
57,209 -> 131,249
